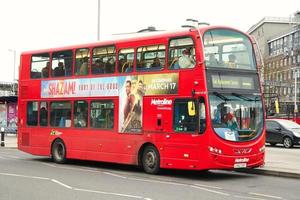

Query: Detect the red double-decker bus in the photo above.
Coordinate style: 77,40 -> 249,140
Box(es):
18,26 -> 265,174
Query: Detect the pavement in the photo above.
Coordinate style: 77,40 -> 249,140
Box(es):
1,134 -> 300,178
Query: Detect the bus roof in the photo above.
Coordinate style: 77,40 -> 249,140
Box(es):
21,25 -> 243,55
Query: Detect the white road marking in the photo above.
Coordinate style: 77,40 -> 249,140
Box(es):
41,162 -> 58,168
51,179 -> 73,189
190,185 -> 230,196
3,155 -> 20,159
194,183 -> 223,190
248,192 -> 283,199
129,177 -> 186,186
0,155 -> 8,159
0,172 -> 49,180
0,172 -> 151,199
73,188 -> 145,199
234,195 -> 267,200
103,172 -> 127,179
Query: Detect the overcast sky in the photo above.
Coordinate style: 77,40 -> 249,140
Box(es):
0,0 -> 298,82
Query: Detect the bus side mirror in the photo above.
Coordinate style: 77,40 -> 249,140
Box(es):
188,101 -> 196,116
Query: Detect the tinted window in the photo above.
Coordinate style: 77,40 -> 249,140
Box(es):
118,48 -> 134,73
266,121 -> 280,129
52,50 -> 73,77
75,48 -> 90,76
137,45 -> 165,72
92,46 -> 115,74
39,102 -> 48,126
90,101 -> 114,129
50,101 -> 71,127
174,99 -> 198,132
74,100 -> 88,128
31,53 -> 50,79
169,37 -> 195,69
27,101 -> 38,126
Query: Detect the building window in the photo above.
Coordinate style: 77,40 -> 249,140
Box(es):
90,100 -> 114,129
27,101 -> 38,126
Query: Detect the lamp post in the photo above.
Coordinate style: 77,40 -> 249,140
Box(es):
97,0 -> 101,41
294,69 -> 299,117
8,49 -> 16,95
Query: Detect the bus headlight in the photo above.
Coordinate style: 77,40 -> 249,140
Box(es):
259,145 -> 265,153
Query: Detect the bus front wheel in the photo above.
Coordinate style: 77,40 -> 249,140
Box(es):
51,139 -> 67,164
142,145 -> 160,174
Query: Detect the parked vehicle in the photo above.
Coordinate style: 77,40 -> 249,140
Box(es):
266,119 -> 300,148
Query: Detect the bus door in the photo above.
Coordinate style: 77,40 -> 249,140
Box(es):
161,98 -> 207,168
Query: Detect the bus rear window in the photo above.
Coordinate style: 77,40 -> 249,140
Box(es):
31,53 -> 50,79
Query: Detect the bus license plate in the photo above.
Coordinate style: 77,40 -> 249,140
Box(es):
234,163 -> 247,168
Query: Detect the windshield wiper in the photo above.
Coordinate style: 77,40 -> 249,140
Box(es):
213,92 -> 230,101
232,93 -> 254,101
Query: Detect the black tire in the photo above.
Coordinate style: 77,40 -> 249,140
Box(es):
51,139 -> 67,164
283,137 -> 293,148
142,145 -> 160,174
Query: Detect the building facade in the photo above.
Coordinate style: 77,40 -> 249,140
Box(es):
249,12 -> 300,116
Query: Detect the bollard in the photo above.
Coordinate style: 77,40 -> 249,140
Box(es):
0,127 -> 5,147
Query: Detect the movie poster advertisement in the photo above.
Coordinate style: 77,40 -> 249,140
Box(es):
7,103 -> 17,128
41,73 -> 179,133
0,104 -> 7,128
118,73 -> 178,133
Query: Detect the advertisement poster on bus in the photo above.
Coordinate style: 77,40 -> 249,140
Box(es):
118,73 -> 178,133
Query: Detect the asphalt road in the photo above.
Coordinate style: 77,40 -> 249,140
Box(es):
0,149 -> 299,200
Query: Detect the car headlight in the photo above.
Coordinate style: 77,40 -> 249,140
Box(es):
292,131 -> 300,138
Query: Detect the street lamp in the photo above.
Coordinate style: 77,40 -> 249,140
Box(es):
8,49 -> 16,95
97,0 -> 101,41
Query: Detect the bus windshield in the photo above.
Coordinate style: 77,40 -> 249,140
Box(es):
204,29 -> 256,70
209,93 -> 263,142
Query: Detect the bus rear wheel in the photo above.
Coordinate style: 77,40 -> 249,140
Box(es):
142,145 -> 160,174
51,139 -> 67,164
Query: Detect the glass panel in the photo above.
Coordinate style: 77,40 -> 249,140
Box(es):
75,48 -> 90,76
136,45 -> 165,71
90,101 -> 114,129
204,29 -> 256,70
209,93 -> 263,142
118,48 -> 134,73
39,102 -> 48,126
92,46 -> 115,74
31,53 -> 50,79
169,37 -> 195,69
174,99 -> 198,132
50,101 -> 71,127
74,100 -> 88,128
52,51 -> 73,77
27,101 -> 38,126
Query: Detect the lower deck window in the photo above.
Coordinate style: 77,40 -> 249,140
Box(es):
90,101 -> 114,129
50,101 -> 71,127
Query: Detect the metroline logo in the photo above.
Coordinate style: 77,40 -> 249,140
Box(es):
151,98 -> 172,106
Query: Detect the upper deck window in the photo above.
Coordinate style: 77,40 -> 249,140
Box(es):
136,45 -> 165,72
92,46 -> 115,74
168,37 -> 195,69
204,29 -> 256,70
31,53 -> 50,79
118,48 -> 134,73
52,50 -> 73,77
75,48 -> 90,76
